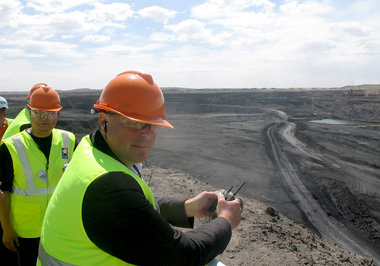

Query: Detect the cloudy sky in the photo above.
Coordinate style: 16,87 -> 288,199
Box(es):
0,0 -> 379,91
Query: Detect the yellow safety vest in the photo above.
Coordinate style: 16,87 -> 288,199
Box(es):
39,135 -> 156,265
2,108 -> 31,141
4,128 -> 75,238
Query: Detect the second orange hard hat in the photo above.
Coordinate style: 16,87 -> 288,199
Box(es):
27,83 -> 48,99
93,70 -> 173,129
27,86 -> 62,111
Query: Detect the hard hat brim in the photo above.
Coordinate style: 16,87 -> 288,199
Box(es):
27,104 -> 62,112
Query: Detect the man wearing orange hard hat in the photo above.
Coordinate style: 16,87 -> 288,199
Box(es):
38,71 -> 242,265
0,86 -> 76,265
1,83 -> 48,142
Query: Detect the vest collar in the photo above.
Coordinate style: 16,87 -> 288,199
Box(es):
90,129 -> 127,165
90,130 -> 142,177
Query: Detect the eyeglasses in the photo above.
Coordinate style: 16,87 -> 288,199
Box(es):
119,115 -> 157,131
31,110 -> 58,120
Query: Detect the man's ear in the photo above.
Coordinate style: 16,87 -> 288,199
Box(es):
98,113 -> 108,132
98,112 -> 106,125
103,121 -> 108,133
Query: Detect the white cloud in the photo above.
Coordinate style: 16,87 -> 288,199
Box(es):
87,2 -> 134,23
331,22 -> 371,37
299,41 -> 336,54
1,39 -> 85,58
25,0 -> 97,13
349,0 -> 380,19
92,43 -> 162,56
164,19 -> 228,45
0,0 -> 23,26
81,34 -> 110,43
191,0 -> 275,19
166,20 -> 209,36
137,6 -> 177,24
41,34 -> 55,40
150,32 -> 176,42
279,0 -> 333,16
187,0 -> 380,65
0,0 -> 379,90
62,35 -> 76,39
191,2 -> 226,19
0,48 -> 44,58
1,2 -> 132,39
187,0 -> 336,57
2,12 -> 91,40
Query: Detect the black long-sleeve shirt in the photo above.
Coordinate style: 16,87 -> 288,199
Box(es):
81,131 -> 232,265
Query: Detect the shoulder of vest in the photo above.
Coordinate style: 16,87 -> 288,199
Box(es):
4,130 -> 30,147
9,130 -> 28,139
84,142 -> 140,179
13,108 -> 30,119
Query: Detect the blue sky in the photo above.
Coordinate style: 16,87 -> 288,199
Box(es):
0,0 -> 379,91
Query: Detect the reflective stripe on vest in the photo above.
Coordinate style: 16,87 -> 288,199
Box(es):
11,130 -> 72,196
38,243 -> 74,266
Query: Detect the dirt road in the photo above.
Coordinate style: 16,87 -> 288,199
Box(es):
266,121 -> 380,263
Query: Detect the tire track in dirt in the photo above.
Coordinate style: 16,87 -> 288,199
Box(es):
266,122 -> 380,263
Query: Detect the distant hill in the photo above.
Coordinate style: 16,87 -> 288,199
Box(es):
341,84 -> 380,90
1,84 -> 380,93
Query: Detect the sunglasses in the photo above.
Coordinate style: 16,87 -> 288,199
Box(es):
31,110 -> 58,120
119,115 -> 157,131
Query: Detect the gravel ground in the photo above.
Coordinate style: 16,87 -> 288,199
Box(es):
145,165 -> 375,265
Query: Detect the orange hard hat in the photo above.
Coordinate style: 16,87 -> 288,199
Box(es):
27,83 -> 48,99
27,86 -> 62,111
93,70 -> 173,129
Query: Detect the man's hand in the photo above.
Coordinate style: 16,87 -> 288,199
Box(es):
2,225 -> 19,252
0,182 -> 3,199
216,193 -> 242,230
184,191 -> 218,218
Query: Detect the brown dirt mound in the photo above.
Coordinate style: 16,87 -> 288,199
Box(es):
143,165 -> 374,266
